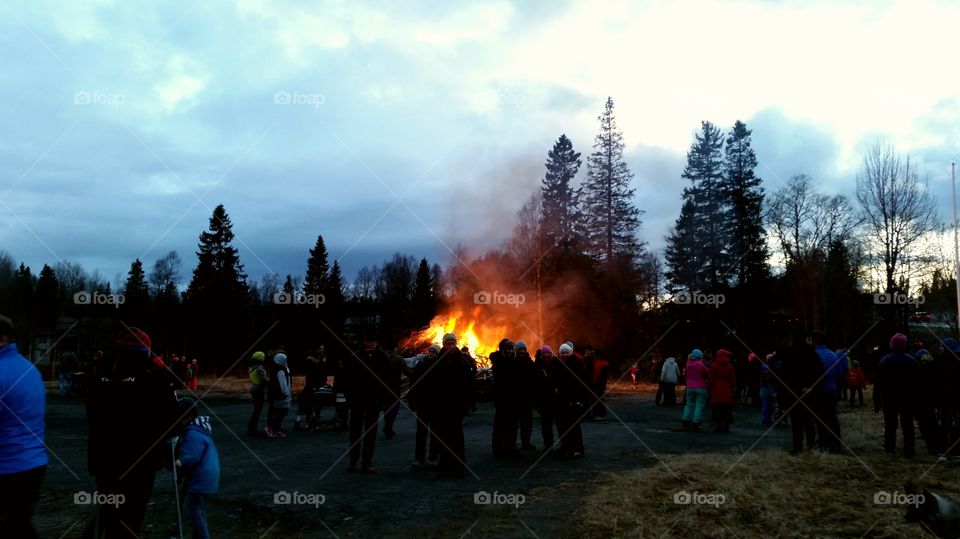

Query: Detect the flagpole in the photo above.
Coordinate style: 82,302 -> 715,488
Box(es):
952,161 -> 960,334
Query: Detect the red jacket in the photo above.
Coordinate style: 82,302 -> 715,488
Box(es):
708,350 -> 736,405
846,367 -> 866,390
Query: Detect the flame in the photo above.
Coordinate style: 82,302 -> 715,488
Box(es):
401,307 -> 511,368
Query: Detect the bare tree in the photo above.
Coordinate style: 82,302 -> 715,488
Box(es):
767,174 -> 859,266
856,141 -> 940,293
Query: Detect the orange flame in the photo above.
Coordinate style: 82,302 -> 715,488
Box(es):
401,307 -> 512,368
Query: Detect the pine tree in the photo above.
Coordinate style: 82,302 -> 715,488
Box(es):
541,134 -> 583,253
122,259 -> 150,324
34,264 -> 59,330
679,121 -> 728,290
581,97 -> 644,265
304,235 -> 329,297
411,258 -> 436,328
664,199 -> 703,291
723,120 -> 768,286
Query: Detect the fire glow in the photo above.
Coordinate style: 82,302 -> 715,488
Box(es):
401,306 -> 516,368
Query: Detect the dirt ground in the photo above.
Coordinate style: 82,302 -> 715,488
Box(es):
38,383 -> 798,538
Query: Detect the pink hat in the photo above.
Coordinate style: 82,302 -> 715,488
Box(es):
889,333 -> 908,351
540,345 -> 553,354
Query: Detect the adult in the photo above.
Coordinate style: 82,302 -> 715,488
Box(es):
461,346 -> 479,414
343,336 -> 390,473
490,339 -> 521,458
659,356 -> 679,407
381,348 -> 403,439
533,344 -> 558,450
589,349 -> 609,419
515,342 -> 537,450
247,351 -> 268,436
266,352 -> 292,437
812,331 -> 844,453
913,347 -> 942,454
408,345 -> 440,468
0,315 -> 47,538
555,344 -> 588,458
427,333 -> 471,477
59,350 -> 77,397
295,347 -> 329,432
708,350 -> 736,433
873,333 -> 920,457
780,329 -> 824,455
681,349 -> 710,431
654,356 -> 666,405
83,327 -> 179,538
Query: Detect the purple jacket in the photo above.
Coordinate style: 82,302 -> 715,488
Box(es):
684,359 -> 710,390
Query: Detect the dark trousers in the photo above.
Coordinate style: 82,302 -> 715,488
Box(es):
539,407 -> 556,448
883,404 -> 915,455
349,406 -> 380,466
591,386 -> 607,418
849,388 -> 864,406
713,403 -> 733,431
556,407 -> 584,455
82,466 -> 155,538
383,400 -> 400,435
519,404 -> 533,446
414,409 -> 438,463
248,385 -> 265,434
492,402 -> 520,455
0,465 -> 45,539
661,383 -> 677,406
267,403 -> 288,431
434,412 -> 466,474
655,382 -> 665,406
789,400 -> 816,452
814,392 -> 841,451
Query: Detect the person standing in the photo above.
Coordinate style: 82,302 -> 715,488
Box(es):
409,345 -> 439,469
846,360 -> 866,407
247,351 -> 268,436
874,333 -> 920,457
343,336 -> 389,473
83,327 -> 179,538
428,333 -> 470,477
186,358 -> 200,391
171,398 -> 220,539
555,343 -> 588,458
812,331 -> 844,452
589,349 -> 609,419
381,348 -> 403,439
659,356 -> 679,407
266,352 -> 292,438
681,349 -> 710,431
490,339 -> 520,458
0,315 -> 47,538
516,342 -> 537,450
295,347 -> 329,432
59,350 -> 77,397
708,350 -> 736,433
534,345 -> 558,451
780,329 -> 824,455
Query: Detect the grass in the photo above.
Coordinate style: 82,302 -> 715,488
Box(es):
576,406 -> 960,538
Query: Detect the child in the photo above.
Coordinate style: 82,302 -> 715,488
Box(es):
266,352 -> 291,437
175,398 -> 220,539
630,362 -> 638,386
758,365 -> 776,425
846,360 -> 866,407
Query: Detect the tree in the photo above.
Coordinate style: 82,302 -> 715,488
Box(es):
767,174 -> 858,265
664,199 -> 702,292
581,97 -> 643,266
541,134 -> 583,254
122,259 -> 150,324
723,120 -> 768,285
149,251 -> 181,299
34,264 -> 60,331
856,141 -> 940,295
304,235 -> 330,297
679,121 -> 728,289
411,258 -> 436,329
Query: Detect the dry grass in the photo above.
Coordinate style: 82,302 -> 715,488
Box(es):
577,407 -> 960,538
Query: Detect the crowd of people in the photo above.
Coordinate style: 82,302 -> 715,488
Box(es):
5,309 -> 960,537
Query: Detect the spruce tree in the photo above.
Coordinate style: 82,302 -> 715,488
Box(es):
541,134 -> 583,253
723,120 -> 768,286
304,235 -> 329,297
679,121 -> 728,289
581,97 -> 644,265
664,199 -> 703,291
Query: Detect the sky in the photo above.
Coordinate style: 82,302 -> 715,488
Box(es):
1,0 -> 958,289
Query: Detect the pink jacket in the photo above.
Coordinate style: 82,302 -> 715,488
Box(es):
684,359 -> 710,390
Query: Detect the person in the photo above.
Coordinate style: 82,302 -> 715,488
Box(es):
874,333 -> 920,457
780,329 -> 825,455
630,362 -> 638,386
811,331 -> 844,452
914,348 -> 942,454
247,351 -> 268,436
172,397 -> 220,539
0,315 -> 47,538
759,365 -> 777,425
408,345 -> 440,469
534,344 -> 558,451
461,346 -> 479,414
589,349 -> 609,419
296,347 -> 329,432
555,343 -> 588,458
846,360 -> 866,408
490,339 -> 521,458
343,336 -> 389,473
744,353 -> 762,406
659,356 -> 679,407
515,342 -> 536,450
426,333 -> 471,477
83,327 -> 179,538
266,352 -> 291,438
186,358 -> 200,391
381,348 -> 404,439
681,349 -> 710,431
59,350 -> 77,396
708,349 -> 736,432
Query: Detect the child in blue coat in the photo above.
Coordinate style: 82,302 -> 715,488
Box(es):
175,398 -> 220,539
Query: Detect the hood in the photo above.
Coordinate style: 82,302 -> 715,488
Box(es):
188,415 -> 213,435
715,349 -> 732,364
274,353 -> 288,365
664,356 -> 676,365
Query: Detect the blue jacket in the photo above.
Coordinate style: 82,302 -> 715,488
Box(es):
0,343 -> 48,475
180,416 -> 220,494
815,345 -> 845,392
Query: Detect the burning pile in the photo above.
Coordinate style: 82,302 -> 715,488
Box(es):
399,306 -> 519,368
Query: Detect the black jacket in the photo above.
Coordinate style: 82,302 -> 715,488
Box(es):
778,342 -> 824,404
873,351 -> 920,411
342,348 -> 391,409
422,346 -> 471,418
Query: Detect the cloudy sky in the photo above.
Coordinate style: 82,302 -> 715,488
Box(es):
1,0 -> 957,288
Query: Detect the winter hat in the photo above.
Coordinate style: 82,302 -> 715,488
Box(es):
116,327 -> 151,351
564,341 -> 574,351
942,338 -> 960,353
559,343 -> 573,355
689,348 -> 704,360
515,341 -> 528,351
915,349 -> 933,362
251,351 -> 265,362
542,344 -> 554,355
715,349 -> 732,363
274,352 -> 288,364
747,353 -> 758,361
428,344 -> 441,354
498,338 -> 515,351
442,332 -> 457,344
889,333 -> 908,351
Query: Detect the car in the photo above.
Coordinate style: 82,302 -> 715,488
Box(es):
911,311 -> 931,323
